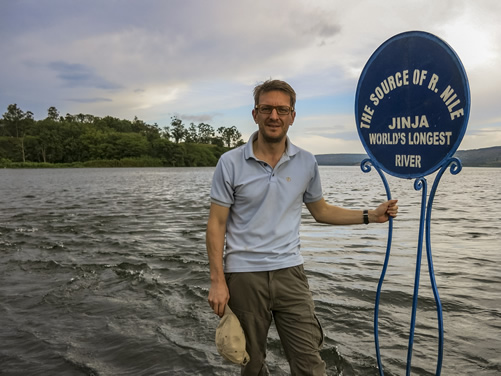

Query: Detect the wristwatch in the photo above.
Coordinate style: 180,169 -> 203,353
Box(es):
363,209 -> 369,225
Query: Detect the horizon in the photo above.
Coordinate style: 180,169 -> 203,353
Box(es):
314,145 -> 501,155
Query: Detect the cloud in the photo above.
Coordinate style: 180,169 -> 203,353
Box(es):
172,113 -> 222,124
48,61 -> 121,90
0,0 -> 500,152
68,97 -> 113,103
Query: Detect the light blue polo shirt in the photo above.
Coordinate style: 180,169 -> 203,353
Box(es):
210,131 -> 323,273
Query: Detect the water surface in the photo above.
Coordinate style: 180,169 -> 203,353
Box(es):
0,166 -> 499,375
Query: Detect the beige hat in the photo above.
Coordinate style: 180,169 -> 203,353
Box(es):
215,305 -> 250,365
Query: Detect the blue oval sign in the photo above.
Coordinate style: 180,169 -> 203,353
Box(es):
355,31 -> 470,178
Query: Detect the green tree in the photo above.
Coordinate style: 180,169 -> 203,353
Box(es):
61,121 -> 88,163
185,122 -> 199,143
80,130 -> 109,160
0,137 -> 19,160
47,106 -> 60,121
2,104 -> 34,162
75,113 -> 96,123
171,116 -> 186,144
151,137 -> 187,166
217,126 -> 242,148
114,132 -> 149,159
132,116 -> 161,142
198,122 -> 215,144
162,126 -> 171,140
96,116 -> 133,133
0,105 -> 244,167
65,113 -> 76,122
32,118 -> 63,162
184,143 -> 218,166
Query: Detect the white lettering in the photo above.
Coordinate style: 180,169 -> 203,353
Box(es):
450,108 -> 464,120
388,115 -> 430,129
369,70 -> 409,106
428,73 -> 439,92
395,154 -> 422,168
395,72 -> 403,87
440,85 -> 464,120
369,132 -> 406,145
440,85 -> 455,102
360,105 -> 374,129
412,69 -> 427,86
407,131 -> 453,145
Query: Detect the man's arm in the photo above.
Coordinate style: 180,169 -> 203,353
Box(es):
206,202 -> 230,317
305,198 -> 398,225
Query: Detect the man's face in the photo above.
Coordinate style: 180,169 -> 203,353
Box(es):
252,90 -> 296,144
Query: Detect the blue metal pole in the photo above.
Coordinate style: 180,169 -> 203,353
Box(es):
361,159 -> 393,376
362,157 -> 461,376
425,157 -> 462,375
406,177 -> 428,375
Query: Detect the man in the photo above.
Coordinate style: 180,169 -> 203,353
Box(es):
207,79 -> 398,375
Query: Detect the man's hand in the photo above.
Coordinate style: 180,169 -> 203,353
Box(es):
371,199 -> 399,223
208,279 -> 230,317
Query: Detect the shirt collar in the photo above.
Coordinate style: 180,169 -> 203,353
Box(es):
244,131 -> 300,160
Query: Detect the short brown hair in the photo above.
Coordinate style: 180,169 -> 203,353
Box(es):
253,79 -> 296,109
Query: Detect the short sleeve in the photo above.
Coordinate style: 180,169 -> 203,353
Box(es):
303,160 -> 323,203
210,157 -> 234,208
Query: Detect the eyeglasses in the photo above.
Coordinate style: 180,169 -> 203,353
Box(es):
255,105 -> 294,115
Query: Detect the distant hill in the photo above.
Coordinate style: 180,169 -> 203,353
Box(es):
315,146 -> 501,167
454,146 -> 501,167
315,153 -> 367,166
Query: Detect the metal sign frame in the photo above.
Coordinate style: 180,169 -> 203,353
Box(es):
355,31 -> 470,376
355,31 -> 470,179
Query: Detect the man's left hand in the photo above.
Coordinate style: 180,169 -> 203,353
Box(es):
371,199 -> 398,223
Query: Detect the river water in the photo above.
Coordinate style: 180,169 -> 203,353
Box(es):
0,166 -> 499,375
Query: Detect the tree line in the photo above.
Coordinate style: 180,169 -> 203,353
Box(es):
0,104 -> 244,167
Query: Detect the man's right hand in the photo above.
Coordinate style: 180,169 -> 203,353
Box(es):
208,279 -> 229,317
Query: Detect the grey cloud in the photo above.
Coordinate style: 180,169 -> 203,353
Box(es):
48,61 -> 122,90
317,23 -> 341,38
172,113 -> 221,123
68,97 -> 113,103
298,17 -> 341,40
119,2 -> 344,84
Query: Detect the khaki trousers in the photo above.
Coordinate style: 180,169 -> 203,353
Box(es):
225,265 -> 326,376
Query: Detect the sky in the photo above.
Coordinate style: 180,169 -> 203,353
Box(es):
1,0 -> 500,154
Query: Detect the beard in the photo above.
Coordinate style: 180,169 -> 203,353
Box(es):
262,131 -> 286,144
259,122 -> 288,144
